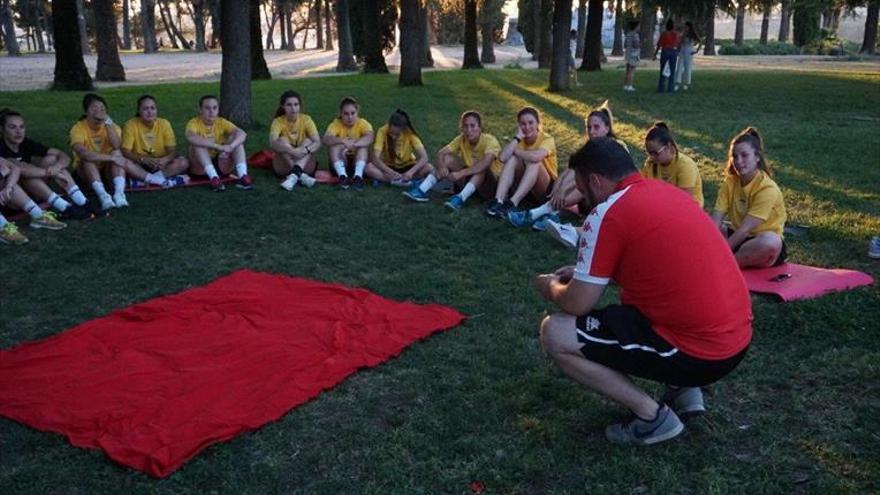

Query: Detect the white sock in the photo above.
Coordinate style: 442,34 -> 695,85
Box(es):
419,174 -> 438,193
333,160 -> 346,177
112,176 -> 126,195
203,164 -> 219,180
529,202 -> 557,218
91,180 -> 110,198
48,193 -> 70,211
354,160 -> 366,178
24,200 -> 43,219
235,162 -> 248,178
145,171 -> 166,185
0,214 -> 8,227
459,182 -> 477,201
67,186 -> 87,206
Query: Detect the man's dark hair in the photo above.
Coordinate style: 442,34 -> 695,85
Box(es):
568,137 -> 636,182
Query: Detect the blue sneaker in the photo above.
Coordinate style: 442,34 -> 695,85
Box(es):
507,209 -> 534,227
444,195 -> 465,211
403,186 -> 429,202
531,212 -> 561,232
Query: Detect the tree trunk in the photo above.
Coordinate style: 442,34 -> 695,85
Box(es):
862,0 -> 879,54
192,0 -> 207,51
158,1 -> 181,48
210,1 -> 221,48
315,0 -> 324,49
302,0 -> 312,49
760,2 -> 770,45
250,0 -> 271,79
220,0 -> 251,128
51,0 -> 93,90
335,0 -> 357,71
76,0 -> 91,55
611,0 -> 623,56
420,3 -> 433,67
141,0 -> 159,52
462,0 -> 482,68
734,2 -> 745,46
264,2 -> 275,49
160,0 -> 190,48
324,0 -> 333,50
639,4 -> 655,58
361,0 -> 387,72
279,1 -> 288,49
93,0 -> 126,81
701,1 -> 715,55
778,0 -> 791,42
286,5 -> 295,51
575,0 -> 586,58
0,0 -> 20,55
33,2 -> 46,53
538,0 -> 553,68
480,21 -> 496,63
532,0 -> 542,60
121,0 -> 132,49
549,0 -> 572,91
580,0 -> 602,71
399,0 -> 422,85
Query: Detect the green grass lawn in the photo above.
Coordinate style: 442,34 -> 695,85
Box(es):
1,67 -> 879,494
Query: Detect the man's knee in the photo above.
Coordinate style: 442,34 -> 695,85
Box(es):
540,313 -> 577,355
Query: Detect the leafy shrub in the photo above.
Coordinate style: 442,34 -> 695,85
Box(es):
717,40 -> 801,56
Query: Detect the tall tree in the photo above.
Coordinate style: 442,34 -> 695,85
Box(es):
734,1 -> 745,46
778,0 -> 791,41
335,0 -> 357,70
462,0 -> 482,67
159,0 -> 190,48
579,0 -> 602,71
122,0 -> 133,49
220,0 -> 251,127
51,0 -> 93,90
531,0 -> 542,59
0,0 -> 20,55
861,0 -> 878,54
141,0 -> 159,52
538,0 -> 552,67
420,2 -> 433,66
93,0 -> 126,81
611,0 -> 623,56
189,0 -> 207,50
480,0 -> 505,64
549,0 -> 572,91
639,3 -> 655,58
76,0 -> 90,55
251,0 -> 270,79
362,0 -> 388,72
315,0 -> 323,48
575,0 -> 586,57
324,0 -> 333,49
759,0 -> 772,44
703,0 -> 717,55
792,0 -> 821,47
399,0 -> 422,85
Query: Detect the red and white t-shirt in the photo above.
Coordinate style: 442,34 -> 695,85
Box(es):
574,174 -> 752,360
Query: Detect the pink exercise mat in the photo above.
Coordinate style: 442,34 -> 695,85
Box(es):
741,262 -> 874,302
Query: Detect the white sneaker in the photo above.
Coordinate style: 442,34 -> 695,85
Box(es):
100,194 -> 116,210
299,174 -> 316,188
280,174 -> 298,191
546,219 -> 580,250
113,193 -> 129,207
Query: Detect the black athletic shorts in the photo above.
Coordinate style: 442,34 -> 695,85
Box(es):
576,305 -> 749,388
728,228 -> 788,267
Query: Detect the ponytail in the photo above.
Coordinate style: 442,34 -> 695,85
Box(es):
385,109 -> 419,163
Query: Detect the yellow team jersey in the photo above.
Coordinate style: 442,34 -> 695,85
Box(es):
518,131 -> 558,179
373,124 -> 425,169
641,151 -> 704,207
269,114 -> 318,147
185,117 -> 237,158
714,169 -> 786,237
69,119 -> 122,166
445,133 -> 503,176
325,117 -> 373,141
122,117 -> 176,158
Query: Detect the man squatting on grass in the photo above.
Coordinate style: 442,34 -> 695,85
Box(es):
534,138 -> 752,445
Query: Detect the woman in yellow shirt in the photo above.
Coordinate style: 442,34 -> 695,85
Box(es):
405,111 -> 501,210
269,90 -> 321,191
641,122 -> 704,207
185,95 -> 251,192
486,107 -> 557,218
122,94 -> 189,184
711,127 -> 787,268
71,93 -> 166,210
322,97 -> 374,190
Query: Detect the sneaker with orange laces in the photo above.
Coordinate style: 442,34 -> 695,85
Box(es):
0,222 -> 29,245
30,211 -> 67,230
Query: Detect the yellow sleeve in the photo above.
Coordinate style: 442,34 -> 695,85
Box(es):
161,119 -> 176,148
410,133 -> 424,151
640,160 -> 655,178
185,118 -> 200,135
269,117 -> 285,140
325,119 -> 340,136
714,177 -> 733,214
373,126 -> 387,153
360,119 -> 374,134
304,116 -> 318,138
747,183 -> 781,221
69,122 -> 87,147
484,135 -> 501,155
676,156 -> 699,189
219,118 -> 237,136
539,134 -> 556,154
122,120 -> 137,151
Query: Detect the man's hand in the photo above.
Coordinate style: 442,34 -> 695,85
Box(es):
534,273 -> 558,301
554,265 -> 575,284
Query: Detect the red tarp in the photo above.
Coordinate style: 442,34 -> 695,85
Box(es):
742,262 -> 874,301
0,270 -> 465,478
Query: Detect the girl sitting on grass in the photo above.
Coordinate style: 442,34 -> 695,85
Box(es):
711,127 -> 787,268
122,95 -> 190,186
185,95 -> 251,192
269,90 -> 321,191
0,156 -> 66,245
322,97 -> 374,191
368,109 -> 432,198
641,122 -> 704,207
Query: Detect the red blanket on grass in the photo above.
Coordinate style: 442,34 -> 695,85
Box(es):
741,262 -> 874,301
0,270 -> 465,478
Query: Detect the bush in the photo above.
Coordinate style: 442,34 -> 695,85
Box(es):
717,40 -> 801,56
802,31 -> 858,55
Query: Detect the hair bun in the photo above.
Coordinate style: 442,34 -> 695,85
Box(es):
654,121 -> 668,129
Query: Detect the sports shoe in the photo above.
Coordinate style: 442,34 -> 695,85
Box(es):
497,200 -> 514,217
236,174 -> 254,190
99,194 -> 116,210
507,209 -> 534,228
162,175 -> 189,188
531,212 -> 561,232
0,222 -> 28,245
210,176 -> 226,192
485,199 -> 503,217
403,186 -> 429,202
280,173 -> 299,191
546,219 -> 579,250
299,174 -> 317,188
58,204 -> 93,221
129,179 -> 148,189
661,386 -> 706,419
113,193 -> 129,207
338,175 -> 351,190
444,195 -> 465,211
352,176 -> 365,191
30,211 -> 67,230
870,236 -> 880,259
605,405 -> 684,446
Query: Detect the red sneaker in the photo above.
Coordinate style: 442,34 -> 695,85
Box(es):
210,176 -> 226,192
236,174 -> 254,190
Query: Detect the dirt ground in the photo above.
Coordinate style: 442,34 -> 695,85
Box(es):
1,45 -> 878,91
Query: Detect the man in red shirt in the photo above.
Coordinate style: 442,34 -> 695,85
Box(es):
535,138 -> 751,445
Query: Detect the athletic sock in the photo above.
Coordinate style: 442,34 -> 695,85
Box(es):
24,200 -> 43,219
418,174 -> 438,193
459,182 -> 477,202
47,193 -> 70,212
291,165 -> 303,177
91,180 -> 109,198
354,160 -> 366,178
203,164 -> 219,180
529,202 -> 557,218
66,186 -> 87,206
235,163 -> 248,178
333,160 -> 346,177
145,171 -> 166,186
112,176 -> 126,195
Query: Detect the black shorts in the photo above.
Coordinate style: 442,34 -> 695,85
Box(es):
575,305 -> 748,387
728,228 -> 788,267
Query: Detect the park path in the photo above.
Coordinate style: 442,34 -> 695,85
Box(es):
1,45 -> 878,91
